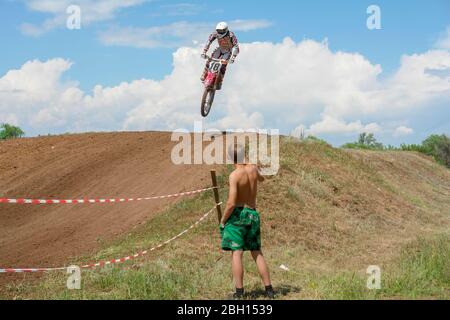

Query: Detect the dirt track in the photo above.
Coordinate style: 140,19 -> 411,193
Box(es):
0,132 -> 215,271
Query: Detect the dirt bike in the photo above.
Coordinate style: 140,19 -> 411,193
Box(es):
200,55 -> 229,117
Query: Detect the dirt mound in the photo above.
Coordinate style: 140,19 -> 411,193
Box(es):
0,132 -> 215,270
1,134 -> 449,298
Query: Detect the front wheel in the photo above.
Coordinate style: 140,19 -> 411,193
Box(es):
201,88 -> 215,117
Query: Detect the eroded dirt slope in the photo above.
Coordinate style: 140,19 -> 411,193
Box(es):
0,132 -> 214,269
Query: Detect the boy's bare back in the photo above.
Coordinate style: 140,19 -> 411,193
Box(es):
230,164 -> 264,209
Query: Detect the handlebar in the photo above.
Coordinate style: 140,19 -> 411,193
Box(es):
203,55 -> 229,64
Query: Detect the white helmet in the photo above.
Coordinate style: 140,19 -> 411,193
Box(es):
216,21 -> 229,38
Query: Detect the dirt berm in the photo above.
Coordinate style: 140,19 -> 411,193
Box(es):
0,132 -> 216,270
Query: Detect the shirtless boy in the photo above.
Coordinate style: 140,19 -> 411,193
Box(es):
220,144 -> 275,299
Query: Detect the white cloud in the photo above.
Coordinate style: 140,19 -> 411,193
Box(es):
20,0 -> 146,36
229,19 -> 273,31
306,117 -> 381,136
1,37 -> 450,140
0,114 -> 19,126
435,26 -> 450,50
393,126 -> 414,137
99,19 -> 272,49
99,22 -> 210,49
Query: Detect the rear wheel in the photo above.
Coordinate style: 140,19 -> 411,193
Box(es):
201,88 -> 215,117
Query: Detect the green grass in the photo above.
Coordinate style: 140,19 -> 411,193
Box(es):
4,195 -> 448,300
306,235 -> 450,299
383,235 -> 450,298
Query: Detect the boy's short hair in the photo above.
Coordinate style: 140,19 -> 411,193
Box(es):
228,143 -> 245,164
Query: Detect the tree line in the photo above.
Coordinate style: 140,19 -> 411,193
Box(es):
0,123 -> 25,140
343,132 -> 450,168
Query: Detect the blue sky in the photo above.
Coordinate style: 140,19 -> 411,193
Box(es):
0,0 -> 449,145
1,0 -> 448,89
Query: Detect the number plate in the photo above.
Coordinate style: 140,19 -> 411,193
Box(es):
209,61 -> 222,73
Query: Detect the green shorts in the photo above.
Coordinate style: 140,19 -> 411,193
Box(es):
220,207 -> 261,251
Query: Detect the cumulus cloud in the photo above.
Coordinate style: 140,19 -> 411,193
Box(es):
1,37 -> 450,142
306,117 -> 381,136
393,126 -> 414,137
20,0 -> 146,36
99,19 -> 273,48
435,26 -> 450,50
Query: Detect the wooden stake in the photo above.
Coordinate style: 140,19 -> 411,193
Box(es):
210,170 -> 222,222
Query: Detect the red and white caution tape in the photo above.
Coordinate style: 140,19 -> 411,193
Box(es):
0,187 -> 216,205
0,266 -> 66,273
0,204 -> 220,273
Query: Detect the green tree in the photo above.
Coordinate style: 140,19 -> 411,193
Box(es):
400,134 -> 450,168
436,139 -> 450,167
422,134 -> 450,167
358,133 -> 384,149
0,123 -> 25,140
342,132 -> 384,150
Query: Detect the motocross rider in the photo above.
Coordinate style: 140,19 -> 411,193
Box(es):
201,22 -> 240,90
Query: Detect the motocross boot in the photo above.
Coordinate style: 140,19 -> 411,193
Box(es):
200,67 -> 208,82
216,72 -> 224,90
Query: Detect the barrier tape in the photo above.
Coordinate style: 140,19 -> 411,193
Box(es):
0,204 -> 220,273
0,187 -> 217,205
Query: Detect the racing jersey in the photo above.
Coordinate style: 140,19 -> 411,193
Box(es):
203,31 -> 240,57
